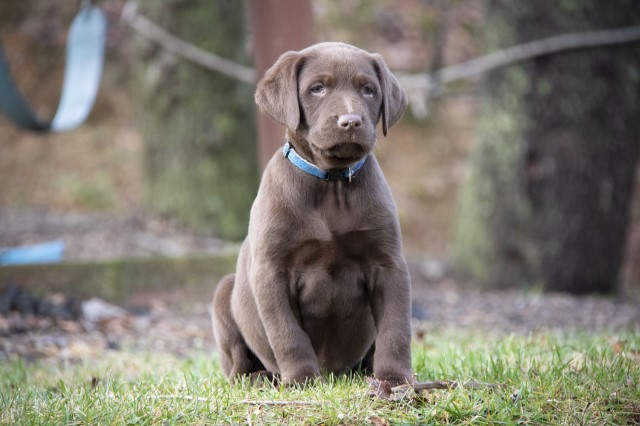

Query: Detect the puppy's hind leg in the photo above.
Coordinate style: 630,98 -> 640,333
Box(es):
211,274 -> 265,379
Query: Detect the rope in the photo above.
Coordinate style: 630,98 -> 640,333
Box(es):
121,4 -> 640,121
121,2 -> 640,100
121,0 -> 256,84
398,24 -> 640,119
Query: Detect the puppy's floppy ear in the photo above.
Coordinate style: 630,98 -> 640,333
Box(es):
371,54 -> 408,136
255,51 -> 305,131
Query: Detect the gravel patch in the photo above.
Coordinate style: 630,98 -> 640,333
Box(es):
412,280 -> 640,335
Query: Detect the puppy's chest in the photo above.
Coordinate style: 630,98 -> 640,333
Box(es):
284,183 -> 388,316
308,182 -> 367,233
287,230 -> 380,317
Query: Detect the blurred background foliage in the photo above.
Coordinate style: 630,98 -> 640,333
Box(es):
0,0 -> 638,297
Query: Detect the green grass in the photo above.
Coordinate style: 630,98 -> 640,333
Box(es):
1,330 -> 639,425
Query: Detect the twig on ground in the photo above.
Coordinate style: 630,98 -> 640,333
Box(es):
150,395 -> 209,402
366,377 -> 507,401
238,400 -> 323,406
149,395 -> 322,406
397,380 -> 507,393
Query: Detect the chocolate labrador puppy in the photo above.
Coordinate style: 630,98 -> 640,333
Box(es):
212,42 -> 412,385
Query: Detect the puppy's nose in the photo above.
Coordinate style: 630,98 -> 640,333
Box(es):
337,114 -> 362,130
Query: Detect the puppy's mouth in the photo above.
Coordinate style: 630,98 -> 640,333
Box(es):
323,143 -> 366,161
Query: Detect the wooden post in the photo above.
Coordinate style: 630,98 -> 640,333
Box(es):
249,0 -> 314,172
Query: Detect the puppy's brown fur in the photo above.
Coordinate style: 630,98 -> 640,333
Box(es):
212,42 -> 412,385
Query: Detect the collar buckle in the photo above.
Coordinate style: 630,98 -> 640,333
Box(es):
326,169 -> 345,181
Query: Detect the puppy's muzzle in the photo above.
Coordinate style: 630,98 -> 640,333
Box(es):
327,114 -> 367,158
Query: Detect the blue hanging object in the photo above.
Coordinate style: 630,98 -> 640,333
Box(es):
0,240 -> 65,266
0,5 -> 107,131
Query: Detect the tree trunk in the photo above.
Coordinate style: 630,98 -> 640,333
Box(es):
621,164 -> 640,300
455,1 -> 640,293
132,0 -> 257,240
249,0 -> 314,172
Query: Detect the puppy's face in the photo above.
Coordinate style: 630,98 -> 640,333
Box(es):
255,42 -> 408,170
296,48 -> 381,169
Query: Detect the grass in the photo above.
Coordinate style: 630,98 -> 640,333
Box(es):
1,329 -> 639,425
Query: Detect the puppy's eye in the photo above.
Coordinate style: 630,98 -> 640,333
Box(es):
310,84 -> 325,95
363,85 -> 375,96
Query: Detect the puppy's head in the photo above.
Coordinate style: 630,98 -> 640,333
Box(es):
255,42 -> 407,169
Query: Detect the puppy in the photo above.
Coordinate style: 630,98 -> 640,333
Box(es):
212,42 -> 412,385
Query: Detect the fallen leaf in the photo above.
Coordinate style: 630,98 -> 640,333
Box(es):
610,337 -> 625,354
608,337 -> 640,363
365,377 -> 392,400
369,415 -> 390,426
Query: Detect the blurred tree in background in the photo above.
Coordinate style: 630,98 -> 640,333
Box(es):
455,1 -> 640,293
132,0 -> 257,240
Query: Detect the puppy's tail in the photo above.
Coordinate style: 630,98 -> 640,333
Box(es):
211,274 -> 237,375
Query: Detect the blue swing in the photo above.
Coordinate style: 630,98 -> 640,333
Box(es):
0,2 -> 106,131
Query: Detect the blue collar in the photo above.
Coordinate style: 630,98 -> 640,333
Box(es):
282,142 -> 367,182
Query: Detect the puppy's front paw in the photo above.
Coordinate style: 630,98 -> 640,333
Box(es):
282,364 -> 321,386
374,368 -> 415,387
